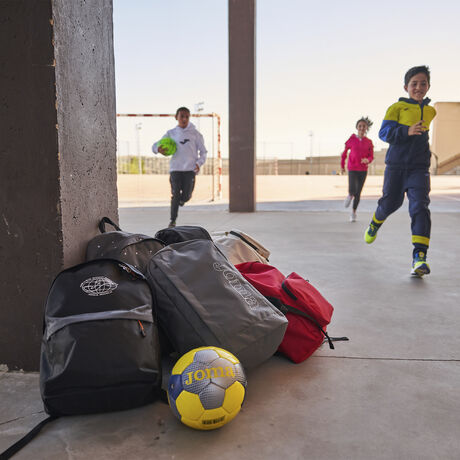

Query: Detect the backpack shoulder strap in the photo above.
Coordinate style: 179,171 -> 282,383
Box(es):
0,393 -> 168,458
0,415 -> 58,459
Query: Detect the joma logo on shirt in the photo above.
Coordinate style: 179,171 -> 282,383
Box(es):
184,366 -> 235,385
180,139 -> 190,145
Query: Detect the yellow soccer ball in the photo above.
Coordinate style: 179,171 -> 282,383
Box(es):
167,346 -> 247,430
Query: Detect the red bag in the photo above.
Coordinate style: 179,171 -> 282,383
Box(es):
236,261 -> 343,363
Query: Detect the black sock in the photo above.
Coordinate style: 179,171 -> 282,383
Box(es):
413,245 -> 428,259
370,213 -> 384,229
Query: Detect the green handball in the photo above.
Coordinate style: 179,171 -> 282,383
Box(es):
158,137 -> 177,156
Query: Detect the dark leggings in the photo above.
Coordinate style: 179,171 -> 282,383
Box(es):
170,171 -> 196,221
348,170 -> 367,210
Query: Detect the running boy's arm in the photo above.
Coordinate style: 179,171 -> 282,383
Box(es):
195,133 -> 208,168
379,103 -> 409,144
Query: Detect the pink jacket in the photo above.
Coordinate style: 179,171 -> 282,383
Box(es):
341,134 -> 374,171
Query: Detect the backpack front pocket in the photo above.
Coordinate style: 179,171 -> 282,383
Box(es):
45,304 -> 153,340
43,304 -> 157,393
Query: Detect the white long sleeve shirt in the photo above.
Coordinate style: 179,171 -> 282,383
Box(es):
152,122 -> 207,172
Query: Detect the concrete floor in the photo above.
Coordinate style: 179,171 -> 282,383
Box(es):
1,198 -> 459,459
116,174 -> 460,206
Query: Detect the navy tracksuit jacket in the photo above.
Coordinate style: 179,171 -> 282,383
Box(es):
375,97 -> 436,252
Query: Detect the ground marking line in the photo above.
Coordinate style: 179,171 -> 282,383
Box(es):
314,356 -> 459,362
0,411 -> 45,427
436,194 -> 460,202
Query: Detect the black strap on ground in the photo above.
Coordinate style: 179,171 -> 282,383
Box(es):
323,336 -> 350,345
0,415 -> 58,460
98,216 -> 122,233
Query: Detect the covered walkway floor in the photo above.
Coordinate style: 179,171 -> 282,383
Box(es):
1,200 -> 459,459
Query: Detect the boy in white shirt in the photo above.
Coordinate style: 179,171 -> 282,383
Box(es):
152,107 -> 207,227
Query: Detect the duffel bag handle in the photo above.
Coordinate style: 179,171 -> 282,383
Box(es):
229,231 -> 261,253
99,217 -> 122,234
0,387 -> 170,458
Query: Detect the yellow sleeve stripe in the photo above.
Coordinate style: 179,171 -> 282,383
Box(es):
412,235 -> 430,246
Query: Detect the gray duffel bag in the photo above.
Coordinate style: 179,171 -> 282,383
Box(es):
147,239 -> 288,369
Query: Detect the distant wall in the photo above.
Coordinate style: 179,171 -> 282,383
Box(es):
432,102 -> 460,167
117,149 -> 388,176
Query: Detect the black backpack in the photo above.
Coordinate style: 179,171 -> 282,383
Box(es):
1,259 -> 163,459
40,258 -> 162,415
86,217 -> 165,273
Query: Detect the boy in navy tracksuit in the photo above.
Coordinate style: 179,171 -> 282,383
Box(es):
364,66 -> 436,277
152,107 -> 207,228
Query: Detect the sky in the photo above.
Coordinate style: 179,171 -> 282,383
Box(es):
113,0 -> 460,159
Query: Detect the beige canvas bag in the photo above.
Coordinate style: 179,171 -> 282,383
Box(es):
212,230 -> 270,266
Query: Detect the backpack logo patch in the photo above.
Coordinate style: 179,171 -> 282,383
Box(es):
80,277 -> 118,296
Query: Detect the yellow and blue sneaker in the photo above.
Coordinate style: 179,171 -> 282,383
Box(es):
364,222 -> 379,244
411,252 -> 430,277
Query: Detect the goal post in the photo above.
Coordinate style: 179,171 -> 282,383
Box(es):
116,113 -> 223,201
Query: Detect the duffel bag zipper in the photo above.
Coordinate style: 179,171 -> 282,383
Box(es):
276,280 -> 335,349
279,279 -> 348,348
268,295 -> 335,350
118,262 -> 146,280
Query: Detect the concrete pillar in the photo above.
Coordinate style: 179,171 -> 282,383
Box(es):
0,0 -> 118,371
228,0 -> 256,212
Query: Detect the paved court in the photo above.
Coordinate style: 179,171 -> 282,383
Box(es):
117,174 -> 460,208
1,197 -> 459,460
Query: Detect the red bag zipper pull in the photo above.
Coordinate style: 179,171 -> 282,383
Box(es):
138,320 -> 146,337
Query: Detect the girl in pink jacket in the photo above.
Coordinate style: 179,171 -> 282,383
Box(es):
341,117 -> 374,221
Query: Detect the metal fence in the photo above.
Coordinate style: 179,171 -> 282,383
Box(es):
116,156 -> 385,175
116,156 -> 220,175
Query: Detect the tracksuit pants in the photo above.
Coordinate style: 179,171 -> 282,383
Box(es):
348,170 -> 367,210
170,171 -> 196,222
372,167 -> 431,257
